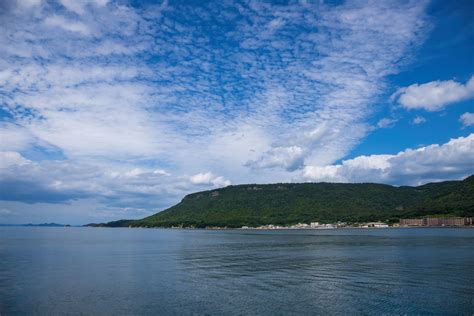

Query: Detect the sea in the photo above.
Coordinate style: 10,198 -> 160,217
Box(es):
0,227 -> 473,315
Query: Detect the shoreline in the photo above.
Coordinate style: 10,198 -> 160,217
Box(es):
77,225 -> 474,230
3,226 -> 473,231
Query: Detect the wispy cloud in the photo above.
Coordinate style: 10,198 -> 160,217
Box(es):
0,0 -> 430,163
412,116 -> 426,125
0,0 -> 442,222
460,112 -> 474,128
44,15 -> 92,36
377,118 -> 398,129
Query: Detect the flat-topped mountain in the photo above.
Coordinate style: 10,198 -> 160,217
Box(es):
92,175 -> 474,228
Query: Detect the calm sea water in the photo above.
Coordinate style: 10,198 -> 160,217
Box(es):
0,227 -> 473,315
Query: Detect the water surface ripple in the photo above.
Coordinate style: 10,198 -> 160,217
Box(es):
0,227 -> 473,315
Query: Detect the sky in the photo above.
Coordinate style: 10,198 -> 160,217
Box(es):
0,0 -> 473,224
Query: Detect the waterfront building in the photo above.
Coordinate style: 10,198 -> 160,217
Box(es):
400,218 -> 423,226
364,222 -> 389,228
400,217 -> 473,227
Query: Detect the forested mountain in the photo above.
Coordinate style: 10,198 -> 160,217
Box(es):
90,176 -> 474,228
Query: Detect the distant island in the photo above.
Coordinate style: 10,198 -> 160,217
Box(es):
0,223 -> 71,227
86,175 -> 474,229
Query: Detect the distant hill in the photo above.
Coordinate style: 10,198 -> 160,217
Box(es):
0,223 -> 70,227
84,220 -> 134,228
93,176 -> 474,228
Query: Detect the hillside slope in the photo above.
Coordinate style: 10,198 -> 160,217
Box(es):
114,175 -> 474,228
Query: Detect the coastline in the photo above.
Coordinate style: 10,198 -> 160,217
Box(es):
79,225 -> 474,230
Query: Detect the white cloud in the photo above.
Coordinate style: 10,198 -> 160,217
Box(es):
58,0 -> 109,15
16,0 -> 42,10
0,64 -> 167,159
460,112 -> 474,127
246,146 -> 304,171
93,0 -> 109,7
0,123 -> 34,151
0,151 -> 30,168
412,116 -> 426,125
303,134 -> 474,186
377,118 -> 398,129
189,172 -> 231,187
58,0 -> 85,14
120,168 -> 170,178
268,18 -> 285,30
395,76 -> 474,111
44,15 -> 91,36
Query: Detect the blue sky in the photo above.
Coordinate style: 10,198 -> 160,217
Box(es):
0,0 -> 473,224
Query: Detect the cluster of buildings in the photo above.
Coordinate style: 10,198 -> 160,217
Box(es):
235,217 -> 474,230
400,217 -> 473,227
241,217 -> 474,230
242,222 -> 338,230
360,222 -> 389,228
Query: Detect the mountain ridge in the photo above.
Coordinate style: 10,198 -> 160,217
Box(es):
88,175 -> 474,228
